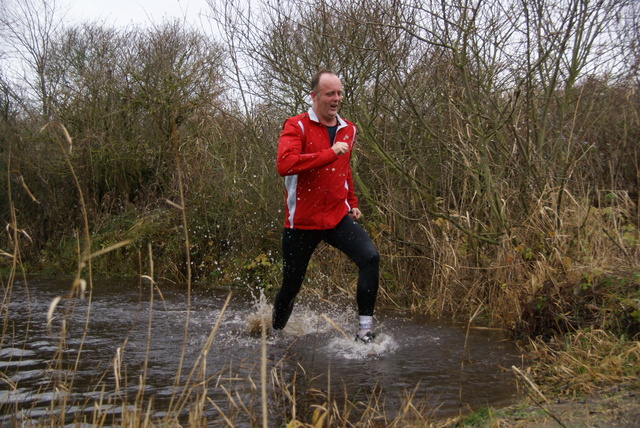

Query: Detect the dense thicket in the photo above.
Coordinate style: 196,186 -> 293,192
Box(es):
1,0 -> 638,331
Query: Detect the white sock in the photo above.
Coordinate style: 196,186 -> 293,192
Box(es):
358,315 -> 373,336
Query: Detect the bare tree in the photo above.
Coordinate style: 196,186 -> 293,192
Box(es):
0,0 -> 64,119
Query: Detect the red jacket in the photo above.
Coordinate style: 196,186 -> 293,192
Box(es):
277,108 -> 358,230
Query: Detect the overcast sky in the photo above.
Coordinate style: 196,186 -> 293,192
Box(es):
64,0 -> 211,28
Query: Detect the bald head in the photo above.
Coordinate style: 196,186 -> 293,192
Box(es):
310,71 -> 343,126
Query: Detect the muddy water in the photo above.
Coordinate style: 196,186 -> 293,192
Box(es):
1,277 -> 522,425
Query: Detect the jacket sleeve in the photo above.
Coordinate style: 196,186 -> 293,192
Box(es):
276,118 -> 338,176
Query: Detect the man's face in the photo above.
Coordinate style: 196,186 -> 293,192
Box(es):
311,73 -> 343,124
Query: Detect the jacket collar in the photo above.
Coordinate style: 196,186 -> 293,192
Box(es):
308,107 -> 347,128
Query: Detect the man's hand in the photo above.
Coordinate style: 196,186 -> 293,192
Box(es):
332,141 -> 349,155
348,208 -> 362,221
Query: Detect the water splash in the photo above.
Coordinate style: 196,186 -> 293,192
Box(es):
245,290 -> 272,336
242,290 -> 397,359
324,333 -> 398,360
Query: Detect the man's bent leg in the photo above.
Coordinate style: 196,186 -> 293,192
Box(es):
326,216 -> 380,317
272,228 -> 321,330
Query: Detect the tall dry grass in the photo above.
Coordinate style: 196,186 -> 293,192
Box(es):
373,185 -> 639,334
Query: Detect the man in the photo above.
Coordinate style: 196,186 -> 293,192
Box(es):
272,69 -> 380,343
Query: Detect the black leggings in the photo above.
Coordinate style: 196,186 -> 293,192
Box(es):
272,215 -> 380,330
